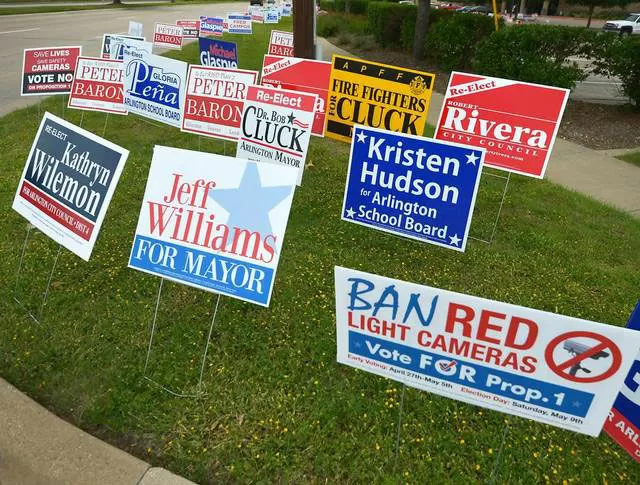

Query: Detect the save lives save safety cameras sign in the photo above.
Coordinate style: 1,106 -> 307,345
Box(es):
335,267 -> 640,436
435,72 -> 569,179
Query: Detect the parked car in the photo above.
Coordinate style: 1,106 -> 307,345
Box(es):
456,5 -> 492,15
603,13 -> 640,36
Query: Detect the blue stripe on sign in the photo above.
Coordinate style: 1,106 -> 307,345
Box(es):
348,331 -> 593,417
129,235 -> 273,305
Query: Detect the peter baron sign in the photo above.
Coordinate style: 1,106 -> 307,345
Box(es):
153,23 -> 183,50
326,55 -> 435,143
435,72 -> 569,178
12,112 -> 128,260
335,267 -> 640,436
21,46 -> 82,96
68,57 -> 127,115
129,146 -> 297,306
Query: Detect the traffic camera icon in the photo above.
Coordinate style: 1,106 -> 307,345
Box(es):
563,340 -> 610,376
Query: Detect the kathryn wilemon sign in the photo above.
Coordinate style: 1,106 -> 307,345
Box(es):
326,55 -> 435,143
335,267 -> 640,436
129,146 -> 297,306
12,112 -> 128,260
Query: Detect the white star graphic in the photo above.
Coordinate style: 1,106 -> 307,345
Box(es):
466,152 -> 479,166
449,234 -> 461,246
345,207 -> 356,218
356,131 -> 367,143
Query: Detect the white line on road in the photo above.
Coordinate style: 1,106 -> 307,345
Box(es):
581,81 -> 623,85
0,28 -> 40,35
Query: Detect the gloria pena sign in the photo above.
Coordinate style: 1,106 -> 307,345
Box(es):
435,72 -> 569,179
342,125 -> 485,251
129,146 -> 297,306
335,266 -> 640,436
12,112 -> 128,260
237,85 -> 317,185
182,65 -> 257,141
326,55 -> 434,143
199,37 -> 238,68
604,302 -> 640,462
123,49 -> 188,128
21,46 -> 82,96
68,57 -> 127,115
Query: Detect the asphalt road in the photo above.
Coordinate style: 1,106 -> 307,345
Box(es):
0,2 -> 239,116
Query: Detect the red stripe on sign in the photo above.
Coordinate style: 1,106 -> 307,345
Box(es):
604,409 -> 640,463
19,181 -> 94,241
183,95 -> 243,128
247,85 -> 316,112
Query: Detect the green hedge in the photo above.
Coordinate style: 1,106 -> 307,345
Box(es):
320,0 -> 369,14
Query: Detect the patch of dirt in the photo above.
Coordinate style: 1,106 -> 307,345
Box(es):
334,40 -> 640,151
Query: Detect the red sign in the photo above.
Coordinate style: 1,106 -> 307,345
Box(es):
268,30 -> 293,57
435,72 -> 569,179
176,20 -> 199,39
21,46 -> 82,96
605,408 -> 640,463
68,57 -> 126,115
261,55 -> 331,137
153,23 -> 183,50
182,65 -> 258,141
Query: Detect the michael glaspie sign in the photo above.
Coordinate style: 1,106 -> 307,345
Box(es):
68,57 -> 127,115
237,85 -> 317,185
129,146 -> 298,306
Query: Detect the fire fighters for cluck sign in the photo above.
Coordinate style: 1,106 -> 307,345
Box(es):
326,55 -> 435,143
128,146 -> 297,307
122,48 -> 188,128
335,267 -> 640,437
435,72 -> 569,179
237,85 -> 317,186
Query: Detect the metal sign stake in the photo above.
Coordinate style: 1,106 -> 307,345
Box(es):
469,171 -> 511,245
393,383 -> 407,474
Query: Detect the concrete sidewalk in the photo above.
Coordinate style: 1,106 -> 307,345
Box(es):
0,377 -> 195,484
318,38 -> 640,218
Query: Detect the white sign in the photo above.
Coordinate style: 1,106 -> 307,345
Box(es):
153,23 -> 183,50
108,36 -> 152,61
68,57 -> 127,115
12,112 -> 128,261
335,266 -> 640,437
128,21 -> 143,38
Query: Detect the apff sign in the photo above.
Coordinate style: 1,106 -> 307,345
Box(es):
435,72 -> 569,179
129,146 -> 298,306
342,125 -> 485,252
199,37 -> 238,68
604,301 -> 640,462
335,266 -> 640,437
68,57 -> 127,115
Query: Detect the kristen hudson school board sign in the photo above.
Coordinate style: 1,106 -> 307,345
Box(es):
129,146 -> 298,306
342,126 -> 485,252
335,267 -> 640,436
12,112 -> 128,261
435,72 -> 569,179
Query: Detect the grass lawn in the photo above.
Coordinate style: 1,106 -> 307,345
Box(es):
2,18 -> 640,485
617,151 -> 640,168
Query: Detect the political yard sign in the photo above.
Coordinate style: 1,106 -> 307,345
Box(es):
265,7 -> 279,23
604,302 -> 640,462
123,49 -> 188,128
199,38 -> 238,68
268,30 -> 293,57
182,65 -> 258,141
128,20 -> 143,37
342,126 -> 484,252
101,34 -> 145,59
228,14 -> 252,34
326,55 -> 435,143
12,112 -> 128,261
107,36 -> 152,61
261,55 -> 331,137
237,85 -> 317,186
200,16 -> 224,36
68,57 -> 127,115
153,23 -> 183,50
129,146 -> 297,306
335,267 -> 640,436
176,20 -> 199,39
21,46 -> 82,96
435,72 -> 569,179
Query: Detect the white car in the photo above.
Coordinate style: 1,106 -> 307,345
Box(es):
603,13 -> 640,36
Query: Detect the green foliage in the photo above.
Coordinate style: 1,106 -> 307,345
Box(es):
317,13 -> 369,38
424,13 -> 497,71
320,0 -> 369,14
591,34 -> 640,110
473,25 -> 592,89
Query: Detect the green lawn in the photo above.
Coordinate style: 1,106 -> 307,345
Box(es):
1,18 -> 640,485
617,151 -> 640,167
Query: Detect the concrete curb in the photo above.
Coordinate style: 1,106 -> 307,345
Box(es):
0,378 -> 196,485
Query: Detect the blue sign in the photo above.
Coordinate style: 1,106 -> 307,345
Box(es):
199,37 -> 238,68
228,14 -> 252,35
199,16 -> 224,36
265,9 -> 279,24
342,125 -> 485,252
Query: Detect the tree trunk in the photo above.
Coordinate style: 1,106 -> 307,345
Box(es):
586,4 -> 594,28
293,0 -> 315,59
113,0 -> 122,4
413,0 -> 430,62
345,0 -> 351,14
541,0 -> 550,15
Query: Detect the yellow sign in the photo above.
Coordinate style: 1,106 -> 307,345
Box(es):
325,55 -> 435,143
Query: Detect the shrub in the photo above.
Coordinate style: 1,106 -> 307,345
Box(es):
320,0 -> 369,14
591,34 -> 640,110
317,13 -> 369,38
425,13 -> 497,71
319,0 -> 335,11
473,25 -> 592,89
